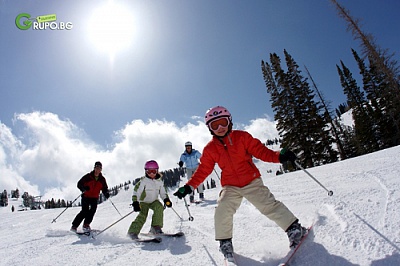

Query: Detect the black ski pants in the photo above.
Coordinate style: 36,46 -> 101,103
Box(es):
72,196 -> 98,227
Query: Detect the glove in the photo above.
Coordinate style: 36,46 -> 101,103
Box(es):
80,185 -> 90,192
132,201 -> 141,212
178,161 -> 184,168
163,198 -> 172,208
279,148 -> 297,163
104,191 -> 110,199
173,185 -> 193,199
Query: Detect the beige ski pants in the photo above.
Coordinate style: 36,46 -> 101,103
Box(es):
214,178 -> 297,240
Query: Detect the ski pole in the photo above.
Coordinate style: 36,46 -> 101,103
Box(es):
183,197 -> 194,221
294,161 -> 334,196
51,193 -> 82,223
94,210 -> 135,238
108,197 -> 122,217
213,168 -> 221,180
170,206 -> 184,221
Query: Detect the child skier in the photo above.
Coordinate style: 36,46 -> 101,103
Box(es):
174,106 -> 306,261
127,160 -> 172,240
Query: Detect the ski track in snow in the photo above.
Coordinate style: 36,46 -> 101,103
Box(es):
2,146 -> 400,265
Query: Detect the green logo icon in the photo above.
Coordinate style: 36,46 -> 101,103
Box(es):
15,13 -> 33,30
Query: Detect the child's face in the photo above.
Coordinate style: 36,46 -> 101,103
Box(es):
209,117 -> 230,137
213,126 -> 229,137
146,169 -> 158,178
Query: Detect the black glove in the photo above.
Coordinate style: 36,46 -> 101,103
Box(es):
178,161 -> 184,168
104,191 -> 110,199
163,198 -> 172,208
80,185 -> 90,192
173,185 -> 193,199
132,201 -> 141,212
279,148 -> 297,163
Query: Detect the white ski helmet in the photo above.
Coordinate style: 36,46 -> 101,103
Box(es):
185,141 -> 192,147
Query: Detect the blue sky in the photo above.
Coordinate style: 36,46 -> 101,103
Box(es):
0,1 -> 399,199
1,0 -> 399,146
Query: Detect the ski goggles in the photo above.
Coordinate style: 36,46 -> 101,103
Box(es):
208,117 -> 230,131
146,169 -> 158,174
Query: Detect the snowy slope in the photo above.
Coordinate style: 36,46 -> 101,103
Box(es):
1,146 -> 400,266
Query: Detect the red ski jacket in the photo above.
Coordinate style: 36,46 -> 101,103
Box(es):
187,130 -> 280,189
77,171 -> 108,199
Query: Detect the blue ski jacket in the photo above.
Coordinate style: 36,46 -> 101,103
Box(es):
179,149 -> 201,169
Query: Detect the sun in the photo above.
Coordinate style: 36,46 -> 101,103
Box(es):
87,1 -> 135,59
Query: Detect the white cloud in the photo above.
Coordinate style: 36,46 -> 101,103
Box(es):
0,112 -> 278,201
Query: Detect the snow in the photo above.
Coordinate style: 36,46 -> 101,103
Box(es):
2,146 -> 400,266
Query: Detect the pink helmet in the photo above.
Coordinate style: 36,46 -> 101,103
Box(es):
204,106 -> 232,125
144,160 -> 159,170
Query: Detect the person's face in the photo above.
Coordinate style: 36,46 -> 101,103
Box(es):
146,169 -> 158,178
94,165 -> 102,175
186,146 -> 192,152
209,117 -> 230,137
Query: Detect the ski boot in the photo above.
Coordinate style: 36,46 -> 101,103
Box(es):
286,221 -> 307,248
220,239 -> 234,262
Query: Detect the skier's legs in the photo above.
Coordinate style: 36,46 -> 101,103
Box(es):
72,196 -> 90,227
127,203 -> 150,234
197,183 -> 204,193
197,183 -> 205,200
149,200 -> 164,227
186,168 -> 197,200
83,198 -> 98,225
243,178 -> 297,231
214,186 -> 243,240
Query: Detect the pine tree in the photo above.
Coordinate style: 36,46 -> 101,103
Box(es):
351,49 -> 398,147
262,51 -> 338,167
337,61 -> 380,154
331,0 -> 400,144
283,50 -> 337,166
304,65 -> 347,160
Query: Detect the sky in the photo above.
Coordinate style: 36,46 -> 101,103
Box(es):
0,0 -> 400,199
1,145 -> 400,266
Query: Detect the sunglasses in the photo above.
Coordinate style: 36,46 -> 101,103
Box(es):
209,117 -> 230,131
146,169 -> 158,174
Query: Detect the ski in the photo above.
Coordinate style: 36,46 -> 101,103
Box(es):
74,229 -> 101,237
188,200 -> 203,206
141,231 -> 184,238
134,237 -> 162,243
278,224 -> 314,266
76,231 -> 91,236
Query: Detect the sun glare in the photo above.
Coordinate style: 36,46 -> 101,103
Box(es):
87,1 -> 135,58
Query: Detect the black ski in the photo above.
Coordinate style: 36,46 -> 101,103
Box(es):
74,229 -> 101,236
134,237 -> 162,243
188,200 -> 203,206
76,231 -> 91,236
141,231 -> 184,238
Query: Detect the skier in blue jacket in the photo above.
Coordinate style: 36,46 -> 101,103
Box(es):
178,141 -> 204,203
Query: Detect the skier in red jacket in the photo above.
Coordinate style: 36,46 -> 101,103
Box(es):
71,161 -> 109,233
174,106 -> 306,261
